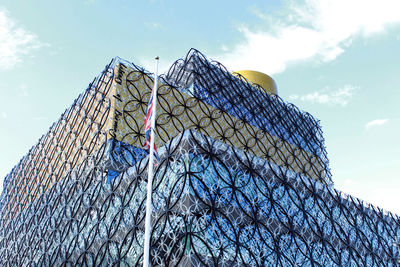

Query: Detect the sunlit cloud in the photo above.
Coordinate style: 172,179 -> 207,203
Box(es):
365,119 -> 389,129
218,0 -> 400,74
289,85 -> 356,106
0,8 -> 42,70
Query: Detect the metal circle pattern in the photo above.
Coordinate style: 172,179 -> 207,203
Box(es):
0,50 -> 398,266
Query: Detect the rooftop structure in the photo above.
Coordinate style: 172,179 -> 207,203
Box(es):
0,49 -> 398,266
233,70 -> 278,95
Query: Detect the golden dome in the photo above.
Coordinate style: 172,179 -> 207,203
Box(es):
234,70 -> 278,95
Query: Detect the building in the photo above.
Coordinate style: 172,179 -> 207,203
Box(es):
0,49 -> 398,266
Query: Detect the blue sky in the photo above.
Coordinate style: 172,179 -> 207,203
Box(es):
0,0 -> 399,214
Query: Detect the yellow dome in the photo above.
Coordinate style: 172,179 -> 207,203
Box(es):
234,70 -> 278,95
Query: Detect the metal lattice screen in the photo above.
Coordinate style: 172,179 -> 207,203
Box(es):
0,49 -> 398,266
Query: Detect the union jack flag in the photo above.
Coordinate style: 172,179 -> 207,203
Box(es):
144,91 -> 160,161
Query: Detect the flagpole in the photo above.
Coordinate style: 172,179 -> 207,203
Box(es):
143,56 -> 159,267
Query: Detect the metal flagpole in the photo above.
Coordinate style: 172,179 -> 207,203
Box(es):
143,56 -> 159,267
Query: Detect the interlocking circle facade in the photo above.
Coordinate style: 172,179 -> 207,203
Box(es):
0,49 -> 399,266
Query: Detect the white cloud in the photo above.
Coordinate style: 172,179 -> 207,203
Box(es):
218,0 -> 400,74
0,8 -> 42,70
365,119 -> 389,129
19,83 -> 29,97
144,21 -> 165,30
289,85 -> 356,106
1,111 -> 7,119
150,23 -> 162,29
